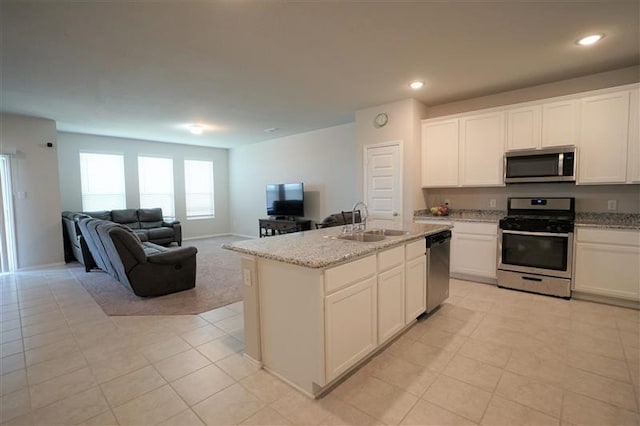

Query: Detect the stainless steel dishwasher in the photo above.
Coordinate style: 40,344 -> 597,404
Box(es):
426,230 -> 452,313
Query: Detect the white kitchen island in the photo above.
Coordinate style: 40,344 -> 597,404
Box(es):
223,222 -> 451,398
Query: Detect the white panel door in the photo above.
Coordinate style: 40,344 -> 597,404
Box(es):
365,142 -> 402,228
578,91 -> 630,184
459,112 -> 505,186
421,119 -> 459,187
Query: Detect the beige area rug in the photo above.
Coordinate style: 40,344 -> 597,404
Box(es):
68,235 -> 249,316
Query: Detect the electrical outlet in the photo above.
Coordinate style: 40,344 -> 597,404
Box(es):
607,200 -> 617,211
243,269 -> 252,287
489,199 -> 497,208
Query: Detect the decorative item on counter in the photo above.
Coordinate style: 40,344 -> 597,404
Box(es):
429,203 -> 449,216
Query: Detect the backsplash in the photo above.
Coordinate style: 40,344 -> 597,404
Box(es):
423,183 -> 640,214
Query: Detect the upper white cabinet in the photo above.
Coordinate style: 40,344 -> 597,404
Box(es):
578,91 -> 630,184
420,83 -> 638,188
627,87 -> 640,184
459,112 -> 505,186
506,105 -> 541,150
541,100 -> 579,148
421,119 -> 459,187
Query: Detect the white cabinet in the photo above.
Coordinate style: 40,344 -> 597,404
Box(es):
325,274 -> 377,383
542,100 -> 579,148
405,239 -> 426,323
627,87 -> 640,183
459,112 -> 505,186
450,222 -> 498,280
578,91 -> 630,184
421,119 -> 459,187
506,105 -> 541,151
574,228 -> 640,302
377,246 -> 405,344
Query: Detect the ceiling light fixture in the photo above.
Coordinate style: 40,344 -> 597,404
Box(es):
409,81 -> 424,90
577,33 -> 604,46
264,127 -> 279,133
188,124 -> 204,135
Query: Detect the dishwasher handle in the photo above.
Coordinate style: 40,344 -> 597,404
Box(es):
426,230 -> 452,248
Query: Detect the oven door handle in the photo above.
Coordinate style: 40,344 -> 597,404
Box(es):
501,230 -> 571,238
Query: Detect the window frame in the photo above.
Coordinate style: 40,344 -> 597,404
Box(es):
137,155 -> 175,220
79,151 -> 126,212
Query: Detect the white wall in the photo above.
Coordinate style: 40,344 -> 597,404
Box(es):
228,123 -> 356,237
355,99 -> 427,223
57,132 -> 230,239
0,114 -> 63,269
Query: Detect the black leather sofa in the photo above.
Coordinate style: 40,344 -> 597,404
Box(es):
62,208 -> 182,271
78,218 -> 197,297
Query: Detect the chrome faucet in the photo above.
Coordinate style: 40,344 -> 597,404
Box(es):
351,201 -> 368,232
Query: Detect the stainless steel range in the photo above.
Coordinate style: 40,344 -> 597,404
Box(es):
497,197 -> 575,298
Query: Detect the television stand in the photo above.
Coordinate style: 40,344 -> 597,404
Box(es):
259,218 -> 312,238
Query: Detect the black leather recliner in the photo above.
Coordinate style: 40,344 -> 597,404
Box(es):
77,218 -> 197,297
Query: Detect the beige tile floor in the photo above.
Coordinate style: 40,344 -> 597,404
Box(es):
1,267 -> 639,425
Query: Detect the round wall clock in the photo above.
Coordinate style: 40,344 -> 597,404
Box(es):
374,112 -> 389,128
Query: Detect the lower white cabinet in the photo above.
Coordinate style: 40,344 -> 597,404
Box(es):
405,239 -> 427,323
325,275 -> 377,382
450,222 -> 498,280
574,228 -> 640,301
377,265 -> 405,344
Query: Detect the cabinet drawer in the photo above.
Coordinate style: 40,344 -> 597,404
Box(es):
405,239 -> 425,260
452,221 -> 497,235
378,246 -> 404,272
325,255 -> 376,294
577,228 -> 640,247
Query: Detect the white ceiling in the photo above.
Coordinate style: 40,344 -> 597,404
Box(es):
1,1 -> 638,149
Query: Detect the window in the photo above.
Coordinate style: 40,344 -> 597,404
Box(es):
80,152 -> 126,211
138,156 -> 174,218
184,160 -> 215,218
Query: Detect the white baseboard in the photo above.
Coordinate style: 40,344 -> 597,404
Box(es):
17,261 -> 66,272
183,233 -> 258,241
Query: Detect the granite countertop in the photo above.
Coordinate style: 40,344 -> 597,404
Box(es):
414,209 -> 505,223
575,213 -> 640,230
413,209 -> 639,230
223,222 -> 452,269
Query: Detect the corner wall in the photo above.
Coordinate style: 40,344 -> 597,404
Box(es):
0,114 -> 63,269
228,123 -> 356,237
56,132 -> 230,239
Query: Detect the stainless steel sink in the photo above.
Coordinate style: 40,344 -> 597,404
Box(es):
363,229 -> 409,236
335,233 -> 386,242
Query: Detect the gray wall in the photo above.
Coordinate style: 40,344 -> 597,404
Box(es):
1,114 -> 64,269
228,123 -> 356,237
57,132 -> 230,239
422,65 -> 640,214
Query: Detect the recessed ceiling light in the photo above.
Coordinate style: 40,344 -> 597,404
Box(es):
188,124 -> 204,135
409,81 -> 424,90
577,33 -> 604,46
264,127 -> 279,133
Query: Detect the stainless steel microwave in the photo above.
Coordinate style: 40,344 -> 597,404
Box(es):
504,146 -> 576,183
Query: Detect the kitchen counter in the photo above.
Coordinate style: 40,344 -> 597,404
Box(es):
223,222 -> 451,269
414,209 -> 504,223
575,213 -> 640,230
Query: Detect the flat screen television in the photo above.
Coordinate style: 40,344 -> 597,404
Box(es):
266,183 -> 304,218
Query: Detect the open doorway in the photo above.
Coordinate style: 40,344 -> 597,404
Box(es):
0,155 -> 17,272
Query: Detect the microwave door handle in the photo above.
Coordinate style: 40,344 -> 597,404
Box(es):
502,230 -> 571,238
558,153 -> 564,176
